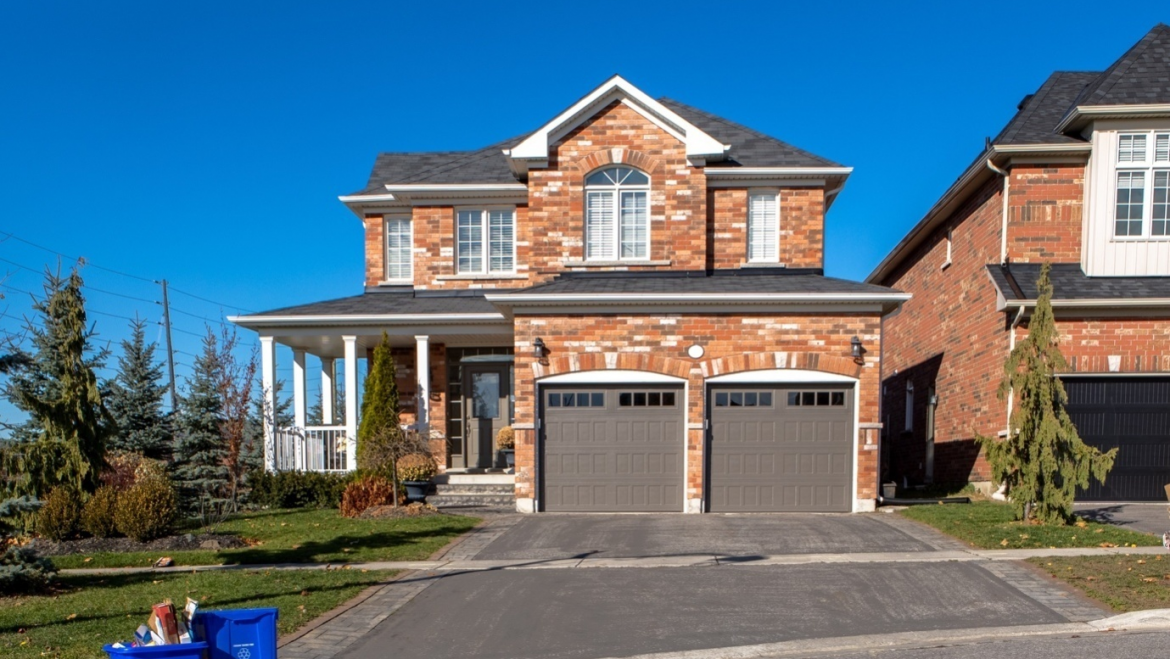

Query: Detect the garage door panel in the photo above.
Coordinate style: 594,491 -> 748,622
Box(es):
543,385 -> 684,512
710,385 -> 853,512
1065,377 -> 1170,502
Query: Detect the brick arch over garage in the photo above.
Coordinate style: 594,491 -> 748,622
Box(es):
571,148 -> 663,177
531,350 -> 862,381
701,351 -> 863,380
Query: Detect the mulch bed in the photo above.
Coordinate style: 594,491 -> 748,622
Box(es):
359,503 -> 443,520
34,532 -> 247,556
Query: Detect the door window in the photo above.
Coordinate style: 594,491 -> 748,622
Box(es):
471,372 -> 500,419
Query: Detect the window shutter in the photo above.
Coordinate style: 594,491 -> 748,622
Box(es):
586,191 -> 615,260
488,210 -> 514,273
748,193 -> 778,262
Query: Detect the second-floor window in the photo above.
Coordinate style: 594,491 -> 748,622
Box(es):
748,191 -> 779,262
585,166 -> 649,261
1114,132 -> 1170,238
457,209 -> 515,275
384,216 -> 412,282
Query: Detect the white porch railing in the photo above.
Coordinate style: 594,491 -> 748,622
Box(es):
274,426 -> 350,472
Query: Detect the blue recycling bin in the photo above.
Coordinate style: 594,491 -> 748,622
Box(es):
102,642 -> 209,659
195,608 -> 278,659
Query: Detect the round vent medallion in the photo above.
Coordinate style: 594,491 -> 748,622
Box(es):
687,344 -> 705,359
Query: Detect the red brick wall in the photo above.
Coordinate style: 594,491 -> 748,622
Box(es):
1006,164 -> 1084,263
880,177 -> 1009,485
1037,318 -> 1170,373
710,188 -> 825,269
362,344 -> 450,469
509,312 -> 883,507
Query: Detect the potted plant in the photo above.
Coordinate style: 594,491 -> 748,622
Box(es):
396,453 -> 438,504
496,426 -> 515,472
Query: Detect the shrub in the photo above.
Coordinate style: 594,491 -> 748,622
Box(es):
247,470 -> 351,509
101,451 -> 168,491
1,495 -> 55,593
114,477 -> 178,542
81,486 -> 120,538
339,475 -> 396,518
496,426 -> 515,450
396,453 -> 438,482
37,487 -> 83,541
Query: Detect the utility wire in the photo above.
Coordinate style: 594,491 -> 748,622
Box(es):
0,230 -> 155,283
170,306 -> 232,327
168,285 -> 254,313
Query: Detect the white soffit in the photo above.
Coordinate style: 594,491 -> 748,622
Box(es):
507,75 -> 729,166
538,370 -> 686,384
706,368 -> 858,384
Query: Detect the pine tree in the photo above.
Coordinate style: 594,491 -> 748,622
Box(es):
243,378 -> 292,473
106,318 -> 171,460
6,267 -> 113,496
976,263 -> 1117,524
357,333 -> 402,474
172,330 -> 229,516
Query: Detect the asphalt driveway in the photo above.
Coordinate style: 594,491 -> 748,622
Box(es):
1075,503 -> 1167,536
342,562 -> 1067,659
473,513 -> 935,560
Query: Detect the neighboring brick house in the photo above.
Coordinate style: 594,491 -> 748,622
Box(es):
232,76 -> 908,513
870,25 -> 1170,500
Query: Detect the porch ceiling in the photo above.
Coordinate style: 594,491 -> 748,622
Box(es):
266,324 -> 514,358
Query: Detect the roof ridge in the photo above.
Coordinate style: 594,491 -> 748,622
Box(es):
658,97 -> 839,167
1082,23 -> 1170,105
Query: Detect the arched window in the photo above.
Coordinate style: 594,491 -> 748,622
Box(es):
584,166 -> 649,261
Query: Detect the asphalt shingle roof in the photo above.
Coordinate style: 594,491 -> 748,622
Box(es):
994,72 -> 1099,145
494,271 -> 901,296
1073,24 -> 1170,107
987,263 -> 1170,301
349,95 -> 839,194
248,291 -> 500,317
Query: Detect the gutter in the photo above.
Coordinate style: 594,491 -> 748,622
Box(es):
1055,104 -> 1170,133
703,167 -> 854,178
228,313 -> 508,327
484,292 -> 912,305
1000,298 -> 1170,309
985,160 -> 1010,265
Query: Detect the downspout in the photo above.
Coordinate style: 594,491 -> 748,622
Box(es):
986,159 -> 1010,265
993,303 -> 1027,502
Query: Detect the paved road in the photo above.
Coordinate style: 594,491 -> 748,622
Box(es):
475,514 -> 935,560
822,629 -> 1170,659
343,563 -> 1066,659
1075,502 -> 1167,536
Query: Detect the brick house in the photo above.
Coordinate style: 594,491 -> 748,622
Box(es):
232,76 -> 908,513
869,25 -> 1170,500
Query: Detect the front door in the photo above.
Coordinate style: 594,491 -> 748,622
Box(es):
464,364 -> 510,470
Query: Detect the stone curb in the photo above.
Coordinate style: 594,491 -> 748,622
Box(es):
277,571 -> 411,648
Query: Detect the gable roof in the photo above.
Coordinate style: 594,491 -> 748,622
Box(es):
986,263 -> 1170,307
994,71 -> 1100,145
345,80 -> 842,198
1073,23 -> 1170,107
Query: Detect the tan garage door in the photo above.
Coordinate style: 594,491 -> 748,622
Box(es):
708,385 -> 853,512
541,385 -> 684,512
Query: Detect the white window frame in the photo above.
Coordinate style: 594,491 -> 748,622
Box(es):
747,189 -> 780,263
584,166 -> 650,261
1112,130 -> 1170,241
455,207 -> 516,276
383,215 -> 413,283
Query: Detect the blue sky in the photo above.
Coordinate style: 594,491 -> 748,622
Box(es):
0,2 -> 1167,415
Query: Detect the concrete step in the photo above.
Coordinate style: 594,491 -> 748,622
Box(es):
434,473 -> 515,486
428,493 -> 516,508
434,483 -> 515,495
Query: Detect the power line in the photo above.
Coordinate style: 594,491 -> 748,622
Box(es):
168,285 -> 254,313
0,283 -> 147,324
0,230 -> 155,283
170,306 -> 231,327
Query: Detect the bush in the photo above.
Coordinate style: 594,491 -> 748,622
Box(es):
339,475 -> 396,518
247,470 -> 351,509
101,451 -> 168,491
1,495 -> 55,593
496,426 -> 515,450
37,487 -> 83,541
114,477 -> 178,542
396,453 -> 438,482
81,486 -> 120,538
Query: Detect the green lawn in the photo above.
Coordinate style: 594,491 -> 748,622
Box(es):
0,568 -> 396,659
50,508 -> 480,569
1030,555 -> 1170,612
900,501 -> 1160,549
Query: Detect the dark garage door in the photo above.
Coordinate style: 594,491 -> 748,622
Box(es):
1064,377 -> 1170,502
541,385 -> 684,512
708,385 -> 853,512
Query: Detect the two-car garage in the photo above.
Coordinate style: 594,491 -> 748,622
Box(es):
538,373 -> 857,513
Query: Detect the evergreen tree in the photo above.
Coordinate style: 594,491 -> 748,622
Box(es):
976,263 -> 1117,524
106,318 -> 171,460
357,332 -> 402,473
172,331 -> 229,516
6,268 -> 113,496
243,378 -> 292,473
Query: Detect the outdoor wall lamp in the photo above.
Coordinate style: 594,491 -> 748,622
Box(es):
850,336 -> 866,364
533,337 -> 548,360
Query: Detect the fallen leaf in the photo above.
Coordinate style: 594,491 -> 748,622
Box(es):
1000,539 -> 1010,547
1138,559 -> 1146,564
65,614 -> 76,621
1086,576 -> 1097,582
1095,528 -> 1105,534
83,557 -> 92,563
300,590 -> 309,597
1020,534 -> 1030,540
1143,577 -> 1158,583
1075,520 -> 1088,529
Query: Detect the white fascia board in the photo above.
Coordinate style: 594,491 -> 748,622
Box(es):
338,193 -> 400,204
990,143 -> 1091,155
707,368 -> 858,384
228,313 -> 507,328
1002,298 -> 1170,309
1056,104 -> 1170,133
382,183 -> 528,194
484,292 -> 912,305
509,75 -> 729,164
704,167 -> 854,178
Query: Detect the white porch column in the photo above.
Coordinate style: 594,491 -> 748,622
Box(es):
343,336 -> 359,471
260,336 -> 277,472
415,335 -> 430,432
292,350 -> 307,429
320,358 -> 336,425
